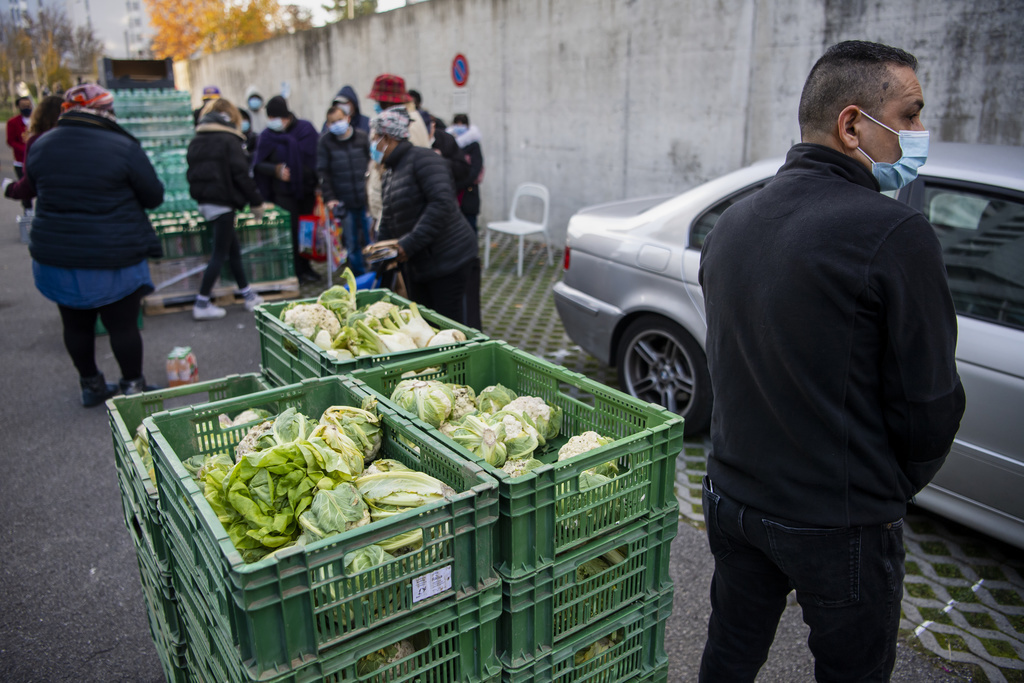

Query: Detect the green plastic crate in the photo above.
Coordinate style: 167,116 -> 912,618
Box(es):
348,341 -> 685,579
256,290 -> 488,387
134,528 -> 191,683
498,509 -> 678,669
150,209 -> 291,260
501,588 -> 672,683
107,373 -> 271,570
181,577 -> 501,683
144,376 -> 499,680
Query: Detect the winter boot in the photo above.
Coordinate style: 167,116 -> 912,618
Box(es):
119,376 -> 159,396
80,373 -> 118,407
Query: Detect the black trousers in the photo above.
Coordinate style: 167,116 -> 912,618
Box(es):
199,211 -> 247,296
405,261 -> 474,325
698,476 -> 905,682
58,287 -> 146,380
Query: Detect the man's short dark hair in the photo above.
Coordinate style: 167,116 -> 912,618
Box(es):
453,113 -> 469,125
16,96 -> 31,107
798,40 -> 918,139
408,89 -> 422,107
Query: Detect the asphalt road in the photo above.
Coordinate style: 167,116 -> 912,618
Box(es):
0,146 -> 966,682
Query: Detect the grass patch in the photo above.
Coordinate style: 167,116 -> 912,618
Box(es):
980,637 -> 1018,659
963,611 -> 998,631
687,459 -> 706,471
1008,613 -> 1024,634
684,446 -> 704,457
972,564 -> 1007,582
906,582 -> 937,600
919,607 -> 954,626
691,503 -> 703,516
933,632 -> 970,652
948,586 -> 979,603
1004,668 -> 1024,683
905,561 -> 922,576
933,563 -> 965,579
959,542 -> 992,558
919,540 -> 952,556
990,589 -> 1024,607
908,519 -> 937,535
687,474 -> 703,484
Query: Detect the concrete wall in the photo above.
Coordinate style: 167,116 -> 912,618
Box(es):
188,0 -> 1024,244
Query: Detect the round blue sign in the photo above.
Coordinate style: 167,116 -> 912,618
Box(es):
452,54 -> 469,87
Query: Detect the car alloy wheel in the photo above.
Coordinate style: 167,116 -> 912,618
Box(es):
616,315 -> 712,436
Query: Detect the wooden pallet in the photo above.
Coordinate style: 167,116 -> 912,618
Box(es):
142,277 -> 301,316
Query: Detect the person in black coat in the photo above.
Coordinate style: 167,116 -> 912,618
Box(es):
187,99 -> 266,320
318,105 -> 371,274
447,114 -> 484,230
27,84 -> 164,405
373,106 -> 477,324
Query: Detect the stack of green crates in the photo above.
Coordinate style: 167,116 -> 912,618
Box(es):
106,374 -> 272,683
256,290 -> 488,387
139,375 -> 504,682
347,340 -> 682,682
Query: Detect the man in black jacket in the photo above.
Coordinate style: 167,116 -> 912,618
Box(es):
697,41 -> 965,682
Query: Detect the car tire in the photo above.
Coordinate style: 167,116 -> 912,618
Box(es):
615,315 -> 712,437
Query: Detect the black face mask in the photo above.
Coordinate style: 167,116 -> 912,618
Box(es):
20,107 -> 32,118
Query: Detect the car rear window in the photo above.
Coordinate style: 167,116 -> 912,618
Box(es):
688,183 -> 768,249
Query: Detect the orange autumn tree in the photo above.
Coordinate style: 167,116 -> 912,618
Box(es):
146,0 -> 309,60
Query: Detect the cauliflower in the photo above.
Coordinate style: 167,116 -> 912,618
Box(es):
449,384 -> 477,421
505,396 -> 551,426
282,303 -> 341,340
365,301 -> 399,319
557,431 -> 615,461
502,457 -> 543,478
235,419 -> 274,462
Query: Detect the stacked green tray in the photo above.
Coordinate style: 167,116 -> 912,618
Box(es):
144,375 -> 500,680
349,340 -> 685,579
256,291 -> 488,387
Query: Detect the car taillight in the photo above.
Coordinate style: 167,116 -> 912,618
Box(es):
563,245 -> 571,270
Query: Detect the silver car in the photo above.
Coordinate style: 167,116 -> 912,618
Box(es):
554,142 -> 1024,549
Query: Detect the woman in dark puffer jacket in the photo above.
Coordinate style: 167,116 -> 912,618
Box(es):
27,84 -> 164,406
373,106 -> 477,324
187,98 -> 265,320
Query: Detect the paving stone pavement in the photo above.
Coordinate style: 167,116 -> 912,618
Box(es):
304,233 -> 1024,682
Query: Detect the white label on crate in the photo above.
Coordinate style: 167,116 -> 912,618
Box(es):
411,566 -> 452,603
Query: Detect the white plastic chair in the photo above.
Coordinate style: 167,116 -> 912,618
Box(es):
484,182 -> 552,277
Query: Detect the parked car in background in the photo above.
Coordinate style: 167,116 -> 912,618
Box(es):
554,142 -> 1024,549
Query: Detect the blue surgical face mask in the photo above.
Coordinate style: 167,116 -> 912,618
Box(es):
266,118 -> 285,132
857,110 -> 929,192
369,138 -> 385,164
248,97 -> 262,111
373,102 -> 383,115
328,120 -> 349,136
450,124 -> 467,137
241,120 -> 251,133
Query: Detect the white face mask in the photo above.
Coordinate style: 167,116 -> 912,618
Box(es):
266,118 -> 285,132
856,110 -> 929,192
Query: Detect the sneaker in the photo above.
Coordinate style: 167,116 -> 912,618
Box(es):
244,292 -> 264,312
193,302 -> 227,320
80,373 -> 118,407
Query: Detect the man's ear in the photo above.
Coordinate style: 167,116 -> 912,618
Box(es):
836,105 -> 862,153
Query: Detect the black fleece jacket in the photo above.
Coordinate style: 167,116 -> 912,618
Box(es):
698,143 -> 965,528
187,116 -> 263,209
379,141 -> 477,283
317,128 -> 369,209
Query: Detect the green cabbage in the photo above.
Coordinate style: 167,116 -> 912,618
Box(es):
355,470 -> 455,511
319,401 -> 382,464
450,414 -> 508,468
343,544 -> 395,574
389,379 -> 454,428
475,384 -> 518,414
298,483 -> 371,540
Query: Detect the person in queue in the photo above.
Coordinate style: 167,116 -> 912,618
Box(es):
372,106 -> 477,323
696,40 -> 966,682
26,84 -> 165,405
318,103 -> 371,275
3,95 -> 63,205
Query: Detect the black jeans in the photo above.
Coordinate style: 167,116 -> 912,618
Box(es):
58,287 -> 146,380
199,212 -> 247,296
405,261 -> 473,325
699,476 -> 905,683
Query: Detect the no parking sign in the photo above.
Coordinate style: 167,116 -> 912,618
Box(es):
451,53 -> 469,87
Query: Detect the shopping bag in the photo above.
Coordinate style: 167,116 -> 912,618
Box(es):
298,197 -> 329,262
328,213 -> 347,272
